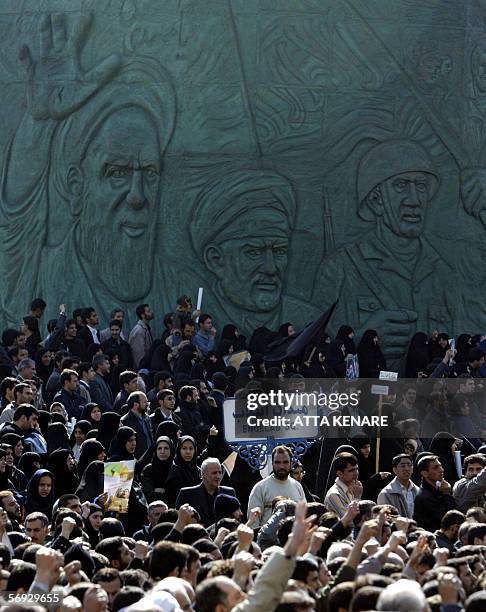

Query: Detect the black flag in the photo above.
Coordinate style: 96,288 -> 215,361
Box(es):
265,301 -> 338,362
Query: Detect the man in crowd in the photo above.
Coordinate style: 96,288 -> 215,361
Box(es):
120,391 -> 153,458
101,319 -> 133,370
151,389 -> 181,432
178,385 -> 209,449
324,452 -> 363,518
413,454 -> 456,531
62,319 -> 87,360
129,304 -> 154,370
76,362 -> 94,403
176,458 -> 236,527
453,453 -> 486,512
0,382 -> 34,425
377,453 -> 419,518
52,369 -> 86,420
248,445 -> 306,526
113,370 -> 138,413
24,513 -> 49,545
89,354 -> 113,413
99,308 -> 125,343
77,307 -> 100,347
192,315 -> 217,356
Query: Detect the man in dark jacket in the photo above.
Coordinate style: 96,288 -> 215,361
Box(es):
89,355 -> 114,413
175,458 -> 237,527
413,455 -> 456,532
120,391 -> 153,459
101,320 -> 133,370
53,369 -> 86,420
178,385 -> 210,450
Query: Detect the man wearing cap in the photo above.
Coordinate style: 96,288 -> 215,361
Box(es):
188,169 -> 321,336
314,139 -> 453,364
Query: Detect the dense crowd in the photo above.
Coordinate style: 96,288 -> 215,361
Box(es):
0,295 -> 484,611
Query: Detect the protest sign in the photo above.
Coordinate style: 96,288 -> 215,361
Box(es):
103,460 -> 135,513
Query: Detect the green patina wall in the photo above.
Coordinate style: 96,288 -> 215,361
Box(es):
0,0 -> 485,362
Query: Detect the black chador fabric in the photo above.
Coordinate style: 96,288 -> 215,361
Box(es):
357,329 -> 387,378
108,426 -> 136,461
47,448 -> 79,497
406,332 -> 429,378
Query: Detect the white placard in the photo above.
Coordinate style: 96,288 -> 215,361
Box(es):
371,384 -> 389,396
379,371 -> 398,381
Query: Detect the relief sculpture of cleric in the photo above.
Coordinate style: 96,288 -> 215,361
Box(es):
188,169 -> 321,334
0,14 -> 175,326
0,3 -> 485,341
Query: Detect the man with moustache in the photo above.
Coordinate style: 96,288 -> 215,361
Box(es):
247,445 -> 305,527
188,169 -> 321,336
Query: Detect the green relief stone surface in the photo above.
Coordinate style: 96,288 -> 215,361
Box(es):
0,1 -> 485,362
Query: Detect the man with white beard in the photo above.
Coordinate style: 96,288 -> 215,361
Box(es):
0,14 -> 176,328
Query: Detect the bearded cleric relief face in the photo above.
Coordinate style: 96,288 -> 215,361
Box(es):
204,207 -> 290,312
71,107 -> 161,301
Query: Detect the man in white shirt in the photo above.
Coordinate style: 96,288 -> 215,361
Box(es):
247,445 -> 305,527
324,452 -> 363,518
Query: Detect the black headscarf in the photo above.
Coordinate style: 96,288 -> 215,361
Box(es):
165,435 -> 200,501
204,351 -> 226,380
234,366 -> 253,391
25,469 -> 55,517
96,412 -> 120,451
34,348 -> 54,385
406,332 -> 429,378
76,460 -> 104,503
456,335 -> 472,364
0,433 -> 23,464
80,403 -> 102,429
141,436 -> 175,491
221,325 -> 238,344
17,452 -> 41,481
429,432 -> 458,485
357,330 -> 387,378
83,503 -> 104,549
0,448 -> 12,490
217,340 -> 233,360
47,449 -> 80,497
174,350 -> 197,377
349,433 -> 374,484
155,421 -> 181,447
150,343 -> 172,373
190,363 -> 206,382
47,423 -> 71,455
336,326 -> 356,355
37,410 -> 51,439
77,439 -> 105,480
221,325 -> 246,351
108,426 -> 136,461
69,420 -> 92,448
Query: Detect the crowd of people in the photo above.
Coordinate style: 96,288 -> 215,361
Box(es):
0,295 -> 484,611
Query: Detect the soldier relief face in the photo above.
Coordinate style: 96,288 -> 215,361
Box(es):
379,171 -> 431,238
76,107 -> 161,301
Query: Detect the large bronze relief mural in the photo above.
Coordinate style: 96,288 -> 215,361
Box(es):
0,1 -> 485,362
